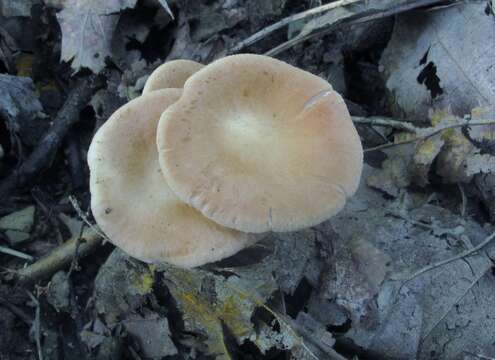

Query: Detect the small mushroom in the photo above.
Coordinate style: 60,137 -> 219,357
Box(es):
157,54 -> 363,233
88,89 -> 256,268
142,59 -> 204,94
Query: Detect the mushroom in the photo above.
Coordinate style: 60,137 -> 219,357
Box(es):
88,89 -> 256,268
157,54 -> 363,233
142,59 -> 204,94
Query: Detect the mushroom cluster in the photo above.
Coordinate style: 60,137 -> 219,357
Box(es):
88,54 -> 363,268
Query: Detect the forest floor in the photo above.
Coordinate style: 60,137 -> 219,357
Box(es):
1,1 -> 495,359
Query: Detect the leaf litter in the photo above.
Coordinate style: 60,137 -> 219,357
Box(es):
2,1 -> 495,359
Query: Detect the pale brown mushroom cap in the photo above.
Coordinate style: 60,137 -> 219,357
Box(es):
157,54 -> 363,233
88,89 -> 256,268
142,59 -> 204,94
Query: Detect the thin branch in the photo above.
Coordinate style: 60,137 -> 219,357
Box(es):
265,0 -> 458,56
0,245 -> 34,261
364,120 -> 495,153
15,228 -> 102,284
352,116 -> 417,133
68,196 -> 108,240
229,0 -> 362,53
27,291 -> 43,360
388,211 -> 460,236
394,229 -> 495,286
421,268 -> 487,342
0,76 -> 103,198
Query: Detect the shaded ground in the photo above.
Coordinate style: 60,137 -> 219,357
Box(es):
1,1 -> 495,359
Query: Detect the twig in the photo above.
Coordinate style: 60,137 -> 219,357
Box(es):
229,0 -> 362,53
364,120 -> 495,153
0,76 -> 103,198
0,245 -> 34,261
352,116 -> 417,133
265,0 -> 458,56
68,196 -> 108,240
388,211 -> 460,236
27,291 -> 43,360
15,228 -> 102,284
394,229 -> 495,285
421,268 -> 487,342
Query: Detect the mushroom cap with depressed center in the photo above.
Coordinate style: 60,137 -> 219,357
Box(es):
142,59 -> 204,94
157,54 -> 363,233
88,89 -> 256,268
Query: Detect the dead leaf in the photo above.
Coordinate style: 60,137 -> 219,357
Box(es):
334,166 -> 495,359
0,0 -> 39,17
465,153 -> 495,176
94,249 -> 156,324
366,144 -> 414,197
380,2 -> 495,120
433,114 -> 474,183
322,234 -> 391,324
0,74 -> 46,146
123,314 -> 178,358
412,135 -> 444,186
374,109 -> 495,186
161,266 -> 276,360
157,232 -> 321,359
56,0 -> 138,73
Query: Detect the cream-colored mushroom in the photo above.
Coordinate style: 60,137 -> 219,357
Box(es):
142,59 -> 204,94
157,54 -> 363,233
88,89 -> 256,267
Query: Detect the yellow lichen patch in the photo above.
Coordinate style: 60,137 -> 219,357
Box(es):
393,131 -> 415,144
415,136 -> 445,163
133,267 -> 155,295
471,107 -> 495,141
412,135 -> 445,186
429,109 -> 450,126
420,110 -> 475,183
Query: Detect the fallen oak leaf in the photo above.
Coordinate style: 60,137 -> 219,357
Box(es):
161,266 -> 276,360
380,2 -> 495,120
56,0 -> 138,73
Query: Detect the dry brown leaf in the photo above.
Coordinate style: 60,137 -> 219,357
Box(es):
56,0 -> 138,73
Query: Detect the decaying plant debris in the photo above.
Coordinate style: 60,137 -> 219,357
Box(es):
1,0 -> 495,359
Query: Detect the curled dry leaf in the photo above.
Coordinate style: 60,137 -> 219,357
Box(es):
372,108 -> 495,188
367,142 -> 414,197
